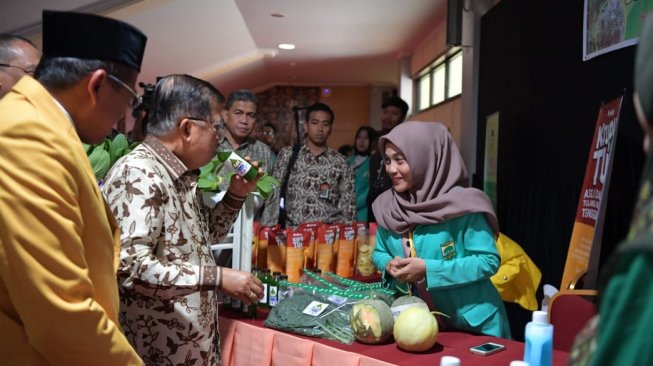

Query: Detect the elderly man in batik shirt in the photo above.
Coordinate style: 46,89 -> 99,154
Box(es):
262,102 -> 356,228
102,75 -> 264,365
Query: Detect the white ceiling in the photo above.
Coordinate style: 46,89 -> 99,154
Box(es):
0,0 -> 445,94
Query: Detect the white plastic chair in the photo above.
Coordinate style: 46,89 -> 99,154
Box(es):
203,191 -> 255,273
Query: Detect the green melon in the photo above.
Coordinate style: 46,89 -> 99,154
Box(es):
349,299 -> 394,344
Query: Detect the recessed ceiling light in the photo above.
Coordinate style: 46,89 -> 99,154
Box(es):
278,43 -> 295,50
271,13 -> 285,18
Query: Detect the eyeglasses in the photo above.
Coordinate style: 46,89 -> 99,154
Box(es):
186,117 -> 225,133
0,63 -> 35,75
106,74 -> 142,109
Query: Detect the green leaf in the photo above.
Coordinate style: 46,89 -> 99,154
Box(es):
198,177 -> 218,191
197,158 -> 280,198
225,171 -> 236,181
88,147 -> 111,180
199,160 -> 217,175
82,143 -> 93,154
262,174 -> 280,186
109,134 -> 129,166
256,174 -> 280,199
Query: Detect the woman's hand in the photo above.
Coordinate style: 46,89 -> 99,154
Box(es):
226,157 -> 263,198
220,267 -> 264,305
385,256 -> 403,275
386,257 -> 426,283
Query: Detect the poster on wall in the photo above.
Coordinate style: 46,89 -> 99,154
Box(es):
560,96 -> 622,290
583,0 -> 653,61
484,112 -> 500,210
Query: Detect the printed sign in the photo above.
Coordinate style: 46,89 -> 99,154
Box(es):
561,96 -> 622,289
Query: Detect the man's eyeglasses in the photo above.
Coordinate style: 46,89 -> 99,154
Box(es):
106,74 -> 142,109
0,63 -> 35,75
186,117 -> 225,133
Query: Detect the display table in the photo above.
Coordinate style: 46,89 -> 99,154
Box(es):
219,310 -> 569,366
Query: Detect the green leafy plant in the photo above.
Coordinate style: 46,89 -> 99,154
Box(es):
83,133 -> 138,181
198,156 -> 280,199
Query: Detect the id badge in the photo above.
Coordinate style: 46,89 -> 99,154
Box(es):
319,183 -> 331,199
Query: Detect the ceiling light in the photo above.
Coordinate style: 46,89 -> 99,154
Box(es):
278,43 -> 295,50
271,13 -> 285,18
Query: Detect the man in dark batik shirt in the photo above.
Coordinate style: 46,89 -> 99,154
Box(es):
262,102 -> 355,228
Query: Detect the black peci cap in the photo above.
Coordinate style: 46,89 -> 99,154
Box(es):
42,10 -> 147,71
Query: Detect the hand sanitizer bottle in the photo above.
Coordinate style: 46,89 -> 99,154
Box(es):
523,310 -> 553,366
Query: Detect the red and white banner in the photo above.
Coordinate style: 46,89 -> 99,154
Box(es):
561,96 -> 622,289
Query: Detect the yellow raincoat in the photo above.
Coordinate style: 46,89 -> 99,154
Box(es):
490,233 -> 542,311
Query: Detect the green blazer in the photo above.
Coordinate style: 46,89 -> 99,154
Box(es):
372,213 -> 511,338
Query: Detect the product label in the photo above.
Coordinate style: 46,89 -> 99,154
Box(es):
226,152 -> 252,177
302,301 -> 329,316
232,298 -> 241,310
390,303 -> 428,320
259,283 -> 268,304
326,295 -> 348,305
269,286 -> 278,306
230,158 -> 249,176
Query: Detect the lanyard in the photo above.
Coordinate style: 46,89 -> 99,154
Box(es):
407,230 -> 417,258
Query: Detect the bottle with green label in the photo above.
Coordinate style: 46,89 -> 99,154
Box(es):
269,271 -> 281,307
216,151 -> 258,181
257,269 -> 271,308
242,267 -> 259,318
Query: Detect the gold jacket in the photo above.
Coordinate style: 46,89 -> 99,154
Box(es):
0,77 -> 141,365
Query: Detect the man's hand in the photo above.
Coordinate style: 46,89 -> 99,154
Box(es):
220,267 -> 264,305
227,157 -> 263,198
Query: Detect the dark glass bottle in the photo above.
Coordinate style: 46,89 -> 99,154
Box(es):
242,267 -> 259,318
257,269 -> 271,308
269,271 -> 281,307
216,151 -> 258,181
278,274 -> 290,303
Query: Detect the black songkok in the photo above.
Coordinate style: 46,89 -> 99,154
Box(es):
42,10 -> 147,71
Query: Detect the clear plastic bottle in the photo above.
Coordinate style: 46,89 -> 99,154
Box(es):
216,151 -> 258,181
439,356 -> 460,366
523,311 -> 553,366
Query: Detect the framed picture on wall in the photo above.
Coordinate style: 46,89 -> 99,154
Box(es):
583,0 -> 653,61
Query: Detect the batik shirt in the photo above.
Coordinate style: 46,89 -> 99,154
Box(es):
102,136 -> 245,366
261,144 -> 356,228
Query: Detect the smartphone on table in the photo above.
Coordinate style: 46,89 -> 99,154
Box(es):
469,342 -> 506,356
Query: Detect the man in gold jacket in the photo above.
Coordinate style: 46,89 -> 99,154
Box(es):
0,10 -> 147,365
